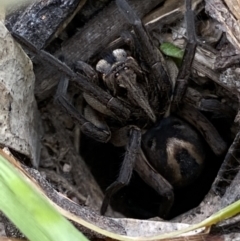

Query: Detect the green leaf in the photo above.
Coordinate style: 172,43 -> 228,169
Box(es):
160,42 -> 184,60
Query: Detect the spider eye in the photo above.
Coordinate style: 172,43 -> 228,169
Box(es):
115,72 -> 119,78
124,66 -> 128,70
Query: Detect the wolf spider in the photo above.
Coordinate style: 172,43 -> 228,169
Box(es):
13,0 -> 228,217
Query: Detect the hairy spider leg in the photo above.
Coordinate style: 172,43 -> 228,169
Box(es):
173,0 -> 197,104
55,77 -> 111,143
101,126 -> 141,215
12,32 -> 131,120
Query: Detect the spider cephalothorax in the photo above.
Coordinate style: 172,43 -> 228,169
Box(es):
96,49 -> 156,122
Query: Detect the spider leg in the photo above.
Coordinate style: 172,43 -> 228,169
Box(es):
55,77 -> 111,143
176,104 -> 227,156
101,126 -> 141,215
177,87 -> 231,156
184,87 -> 236,118
116,0 -> 172,98
173,0 -> 197,104
74,61 -> 99,85
74,60 -> 119,117
135,150 -> 174,218
12,32 -> 130,120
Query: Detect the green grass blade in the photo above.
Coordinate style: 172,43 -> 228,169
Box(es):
141,199 -> 240,240
0,152 -> 89,241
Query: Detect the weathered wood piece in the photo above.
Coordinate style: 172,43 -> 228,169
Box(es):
205,0 -> 240,52
7,0 -> 87,49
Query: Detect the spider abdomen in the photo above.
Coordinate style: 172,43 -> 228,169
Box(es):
142,116 -> 206,188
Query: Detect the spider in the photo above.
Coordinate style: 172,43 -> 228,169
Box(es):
12,0 -> 228,217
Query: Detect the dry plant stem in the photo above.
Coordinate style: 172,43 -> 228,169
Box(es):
191,47 -> 238,99
205,0 -> 240,52
215,54 -> 240,70
143,0 -> 202,29
224,0 -> 240,20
